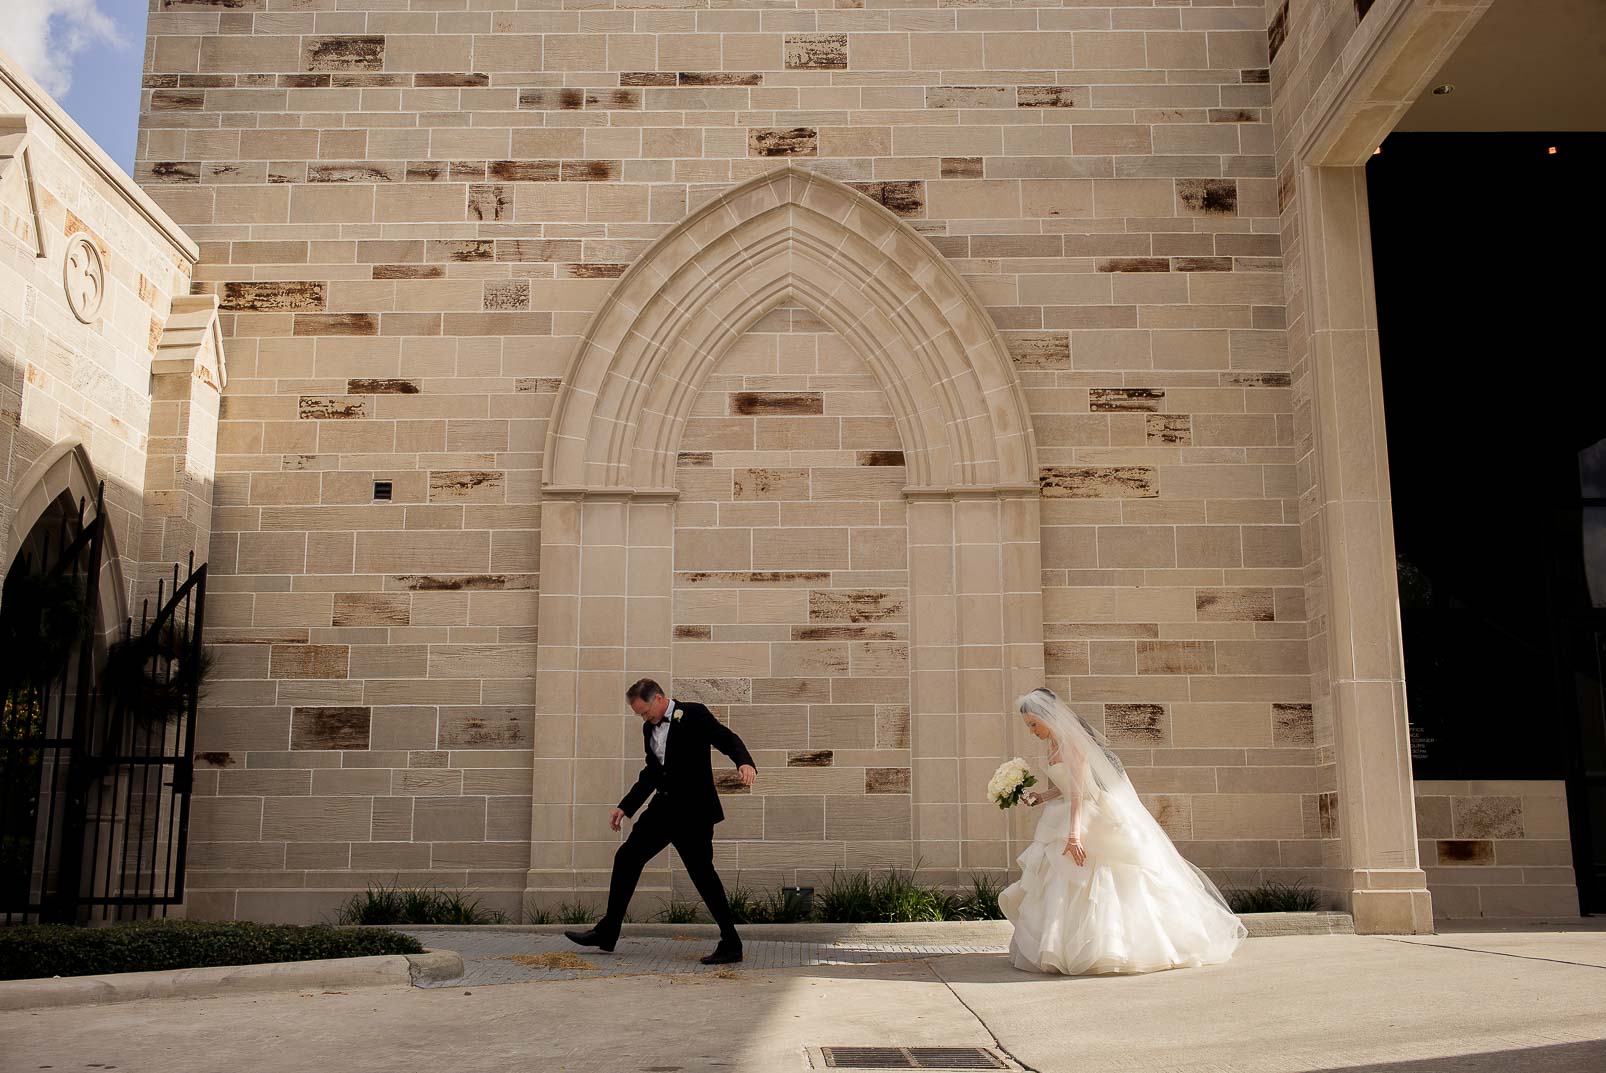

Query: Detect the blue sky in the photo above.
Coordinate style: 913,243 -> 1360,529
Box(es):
2,0 -> 148,173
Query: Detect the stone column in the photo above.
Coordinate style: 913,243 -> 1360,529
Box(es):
138,294 -> 224,599
1300,165 -> 1431,933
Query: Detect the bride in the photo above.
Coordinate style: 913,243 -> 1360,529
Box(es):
999,688 -> 1248,975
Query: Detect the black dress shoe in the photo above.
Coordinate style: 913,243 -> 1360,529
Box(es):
700,945 -> 742,965
564,928 -> 616,953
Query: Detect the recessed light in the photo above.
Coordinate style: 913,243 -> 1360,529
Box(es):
1548,146 -> 1558,155
1432,83 -> 1454,95
1373,147 -> 1382,155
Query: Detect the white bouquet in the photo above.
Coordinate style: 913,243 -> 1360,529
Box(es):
988,757 -> 1037,810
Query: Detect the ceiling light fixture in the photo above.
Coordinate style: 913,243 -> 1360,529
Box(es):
1373,147 -> 1382,155
1548,146 -> 1558,155
1432,83 -> 1455,95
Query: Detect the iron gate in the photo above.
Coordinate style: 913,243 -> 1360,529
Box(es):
1,484 -> 207,924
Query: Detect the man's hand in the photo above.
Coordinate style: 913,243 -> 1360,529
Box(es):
737,764 -> 757,788
610,807 -> 626,832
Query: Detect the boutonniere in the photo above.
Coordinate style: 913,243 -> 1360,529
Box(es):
671,708 -> 684,724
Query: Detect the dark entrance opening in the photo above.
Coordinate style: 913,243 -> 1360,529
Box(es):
1368,132 -> 1606,913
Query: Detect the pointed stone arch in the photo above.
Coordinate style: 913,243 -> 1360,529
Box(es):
543,166 -> 1037,495
529,168 -> 1046,902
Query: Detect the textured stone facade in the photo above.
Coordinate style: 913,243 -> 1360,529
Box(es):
128,0 -> 1563,926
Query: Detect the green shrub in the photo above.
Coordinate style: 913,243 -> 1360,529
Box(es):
955,873 -> 1006,921
0,918 -> 423,982
814,869 -> 879,923
658,900 -> 702,924
1224,879 -> 1322,913
557,901 -> 596,925
523,902 -> 557,925
334,881 -> 507,926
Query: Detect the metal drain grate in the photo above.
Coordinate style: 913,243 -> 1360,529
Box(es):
819,1047 -> 1008,1070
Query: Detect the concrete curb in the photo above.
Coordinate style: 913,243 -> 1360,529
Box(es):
378,912 -> 1356,942
0,949 -> 464,1012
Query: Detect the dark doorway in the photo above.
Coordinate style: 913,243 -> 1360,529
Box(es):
1367,132 -> 1606,913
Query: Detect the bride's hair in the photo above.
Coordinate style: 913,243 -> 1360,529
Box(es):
1016,687 -> 1127,789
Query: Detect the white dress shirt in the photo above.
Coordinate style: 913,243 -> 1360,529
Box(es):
649,699 -> 673,764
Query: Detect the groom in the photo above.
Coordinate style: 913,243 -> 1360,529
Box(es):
565,678 -> 757,965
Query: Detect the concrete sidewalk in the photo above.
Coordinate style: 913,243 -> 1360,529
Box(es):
1,925 -> 1600,1073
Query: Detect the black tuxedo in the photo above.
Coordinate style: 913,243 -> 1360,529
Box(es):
598,700 -> 756,946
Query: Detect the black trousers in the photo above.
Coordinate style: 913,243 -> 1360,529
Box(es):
599,802 -> 739,945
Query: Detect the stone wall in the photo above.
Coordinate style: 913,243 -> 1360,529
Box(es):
1415,780 -> 1580,918
1,57 -> 203,620
134,0 -> 1337,923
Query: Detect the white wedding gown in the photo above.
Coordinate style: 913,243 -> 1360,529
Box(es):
999,760 -> 1247,975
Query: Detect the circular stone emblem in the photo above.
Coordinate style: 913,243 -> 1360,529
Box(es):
63,235 -> 106,324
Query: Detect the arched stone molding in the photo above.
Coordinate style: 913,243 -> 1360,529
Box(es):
542,166 -> 1037,496
529,167 -> 1045,903
3,437 -> 129,638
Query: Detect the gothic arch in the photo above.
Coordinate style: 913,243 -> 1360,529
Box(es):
543,166 -> 1038,494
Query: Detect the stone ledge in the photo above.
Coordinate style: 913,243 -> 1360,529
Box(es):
0,949 -> 463,1012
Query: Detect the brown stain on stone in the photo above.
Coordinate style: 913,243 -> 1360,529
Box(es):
347,378 -> 420,395
622,73 -> 676,87
1018,86 -> 1082,108
1178,179 -> 1238,216
1197,588 -> 1275,622
406,161 -> 445,182
677,452 -> 713,467
748,128 -> 818,158
1242,69 -> 1270,84
150,91 -> 204,111
1174,257 -> 1233,272
846,181 -> 924,218
787,750 -> 834,767
1146,414 -> 1191,445
515,377 -> 562,393
299,396 -> 366,419
373,265 -> 443,280
145,161 -> 199,183
197,751 -> 235,768
562,263 -> 628,279
429,240 -> 495,262
483,281 -> 531,311
1003,331 -> 1070,370
856,451 -> 905,467
488,160 -> 561,182
415,73 -> 489,87
808,590 -> 907,623
518,88 -> 586,110
586,90 -> 641,110
291,706 -> 372,750
561,160 -> 620,182
1268,1 -> 1290,65
680,72 -> 763,86
784,33 -> 847,70
468,184 -> 511,221
1225,371 -> 1291,387
221,281 -> 327,312
927,86 -> 1012,109
395,574 -> 520,591
1105,703 -> 1166,744
730,392 -> 824,415
308,163 -> 396,183
303,36 -> 385,72
792,625 -> 902,641
1210,109 -> 1261,124
1039,466 -> 1160,499
865,767 -> 911,794
713,771 -> 751,794
1090,388 -> 1165,412
674,625 -> 712,640
1436,840 -> 1493,866
1098,258 -> 1170,273
429,471 -> 505,497
940,157 -> 983,179
678,571 -> 830,587
294,314 -> 377,336
1273,703 -> 1315,746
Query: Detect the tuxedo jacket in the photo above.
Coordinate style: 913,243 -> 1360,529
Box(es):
618,701 -> 756,827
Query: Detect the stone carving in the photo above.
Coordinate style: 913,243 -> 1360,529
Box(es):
63,235 -> 105,323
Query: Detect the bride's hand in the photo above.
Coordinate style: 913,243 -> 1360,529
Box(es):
1023,791 -> 1041,807
1063,836 -> 1087,866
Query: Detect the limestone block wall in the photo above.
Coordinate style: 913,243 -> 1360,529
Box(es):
1415,780 -> 1580,919
1,56 -> 201,619
136,1 -> 1325,923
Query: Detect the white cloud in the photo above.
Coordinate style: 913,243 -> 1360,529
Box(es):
1,0 -> 125,98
